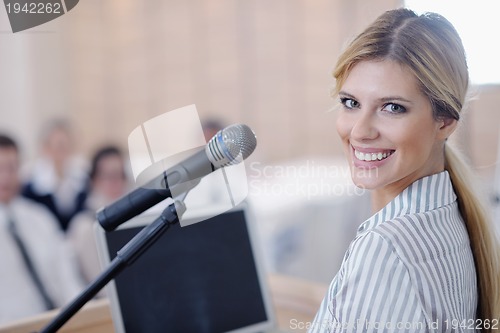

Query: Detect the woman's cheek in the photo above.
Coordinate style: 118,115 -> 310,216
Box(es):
336,113 -> 350,141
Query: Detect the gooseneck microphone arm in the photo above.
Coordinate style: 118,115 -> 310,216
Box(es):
39,202 -> 185,333
97,171 -> 173,231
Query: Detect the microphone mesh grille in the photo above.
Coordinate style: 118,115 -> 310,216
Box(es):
221,124 -> 257,160
206,123 -> 257,168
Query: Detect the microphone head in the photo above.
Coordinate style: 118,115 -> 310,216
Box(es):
206,124 -> 257,168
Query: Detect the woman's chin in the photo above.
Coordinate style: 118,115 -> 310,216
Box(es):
351,176 -> 380,190
349,165 -> 383,190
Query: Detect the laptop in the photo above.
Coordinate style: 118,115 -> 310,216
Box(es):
95,203 -> 281,333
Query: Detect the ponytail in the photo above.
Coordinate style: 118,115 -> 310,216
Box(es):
445,143 -> 500,324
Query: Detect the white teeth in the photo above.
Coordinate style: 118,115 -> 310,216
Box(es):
354,149 -> 393,162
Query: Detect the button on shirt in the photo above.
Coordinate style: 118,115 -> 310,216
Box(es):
309,171 -> 477,333
0,197 -> 84,324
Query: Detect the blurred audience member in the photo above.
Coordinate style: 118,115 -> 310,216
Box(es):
0,134 -> 84,324
201,118 -> 224,143
67,146 -> 129,284
22,119 -> 88,231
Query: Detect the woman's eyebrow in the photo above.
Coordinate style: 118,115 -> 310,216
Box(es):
338,91 -> 357,99
379,96 -> 413,104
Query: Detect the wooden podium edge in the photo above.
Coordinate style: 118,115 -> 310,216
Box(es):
0,298 -> 113,333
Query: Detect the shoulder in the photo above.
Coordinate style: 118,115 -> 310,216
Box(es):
67,210 -> 95,238
336,230 -> 410,293
349,228 -> 395,255
14,196 -> 51,213
341,230 -> 400,279
12,197 -> 61,230
371,203 -> 467,263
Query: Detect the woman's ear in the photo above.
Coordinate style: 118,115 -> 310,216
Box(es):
437,117 -> 458,141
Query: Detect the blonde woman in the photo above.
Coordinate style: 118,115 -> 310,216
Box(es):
310,8 -> 499,333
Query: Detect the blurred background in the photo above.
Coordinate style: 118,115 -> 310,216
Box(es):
0,0 -> 499,284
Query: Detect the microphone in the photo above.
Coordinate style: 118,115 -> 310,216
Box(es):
97,124 -> 257,231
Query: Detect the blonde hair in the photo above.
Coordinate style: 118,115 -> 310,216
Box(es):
333,8 -> 500,324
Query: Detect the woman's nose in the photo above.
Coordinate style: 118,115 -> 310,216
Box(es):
350,110 -> 379,141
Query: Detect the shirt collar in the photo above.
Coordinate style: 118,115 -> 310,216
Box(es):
356,170 -> 457,234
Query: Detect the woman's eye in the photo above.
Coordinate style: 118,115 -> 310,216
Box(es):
340,98 -> 360,109
382,103 -> 406,113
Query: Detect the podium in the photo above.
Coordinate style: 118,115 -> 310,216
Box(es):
0,274 -> 327,333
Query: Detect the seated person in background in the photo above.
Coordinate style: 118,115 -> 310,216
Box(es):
201,118 -> 224,142
67,146 -> 129,284
0,134 -> 84,324
22,119 -> 88,232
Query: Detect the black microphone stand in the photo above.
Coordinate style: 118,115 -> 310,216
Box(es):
38,201 -> 185,333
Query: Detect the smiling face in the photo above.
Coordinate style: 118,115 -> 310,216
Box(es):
336,59 -> 456,209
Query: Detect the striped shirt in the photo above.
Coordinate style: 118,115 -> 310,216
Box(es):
309,171 -> 477,333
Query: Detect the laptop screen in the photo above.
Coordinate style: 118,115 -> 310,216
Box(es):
104,209 -> 270,333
